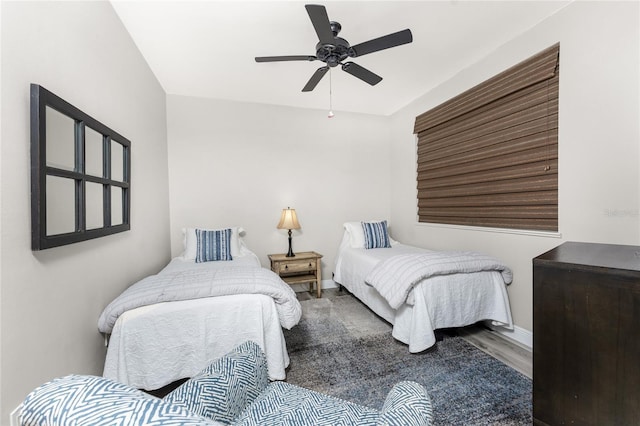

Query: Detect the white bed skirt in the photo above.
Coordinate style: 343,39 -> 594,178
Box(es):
103,293 -> 289,390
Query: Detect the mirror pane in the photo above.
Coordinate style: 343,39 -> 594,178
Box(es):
86,182 -> 103,229
111,186 -> 123,226
46,176 -> 75,235
111,141 -> 124,181
46,107 -> 75,171
85,127 -> 103,177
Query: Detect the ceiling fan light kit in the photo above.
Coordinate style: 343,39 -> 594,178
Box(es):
255,4 -> 413,93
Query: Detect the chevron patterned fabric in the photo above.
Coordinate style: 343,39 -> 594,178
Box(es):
379,381 -> 434,425
164,341 -> 269,423
20,375 -> 222,425
20,341 -> 432,425
235,381 -> 379,425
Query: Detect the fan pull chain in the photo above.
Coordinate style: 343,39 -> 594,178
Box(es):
328,68 -> 334,118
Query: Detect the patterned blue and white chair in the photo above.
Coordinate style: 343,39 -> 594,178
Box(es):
20,341 -> 433,426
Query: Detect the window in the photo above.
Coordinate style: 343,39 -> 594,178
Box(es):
31,84 -> 131,250
414,44 -> 559,232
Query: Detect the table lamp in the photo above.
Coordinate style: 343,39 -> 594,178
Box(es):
277,207 -> 301,257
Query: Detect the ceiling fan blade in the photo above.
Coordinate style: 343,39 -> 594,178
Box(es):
349,29 -> 413,57
305,4 -> 335,46
255,55 -> 317,63
341,62 -> 382,86
302,66 -> 329,92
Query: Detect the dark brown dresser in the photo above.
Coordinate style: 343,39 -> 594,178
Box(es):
533,241 -> 640,425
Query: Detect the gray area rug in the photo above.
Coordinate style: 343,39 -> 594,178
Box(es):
283,292 -> 532,425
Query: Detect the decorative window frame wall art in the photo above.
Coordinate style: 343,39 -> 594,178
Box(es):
30,84 -> 131,250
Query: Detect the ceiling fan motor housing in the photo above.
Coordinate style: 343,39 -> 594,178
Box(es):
315,36 -> 351,67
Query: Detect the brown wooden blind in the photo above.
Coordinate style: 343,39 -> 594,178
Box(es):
414,44 -> 559,231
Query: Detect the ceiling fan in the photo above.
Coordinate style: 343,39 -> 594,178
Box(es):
255,4 -> 413,92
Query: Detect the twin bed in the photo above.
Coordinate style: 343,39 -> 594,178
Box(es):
99,221 -> 514,391
98,227 -> 301,391
333,221 -> 514,352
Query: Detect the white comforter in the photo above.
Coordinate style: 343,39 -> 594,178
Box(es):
102,256 -> 301,389
99,265 -> 301,333
104,293 -> 290,388
365,251 -> 513,309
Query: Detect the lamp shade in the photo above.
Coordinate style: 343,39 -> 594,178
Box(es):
277,208 -> 301,230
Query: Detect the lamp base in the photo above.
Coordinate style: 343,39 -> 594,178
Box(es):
286,230 -> 295,257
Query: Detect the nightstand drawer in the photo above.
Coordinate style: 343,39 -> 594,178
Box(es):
278,259 -> 316,275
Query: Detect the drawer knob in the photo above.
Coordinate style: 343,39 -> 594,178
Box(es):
308,262 -> 312,267
284,265 -> 288,270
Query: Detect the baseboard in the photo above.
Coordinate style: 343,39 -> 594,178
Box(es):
322,279 -> 338,289
290,279 -> 337,293
487,323 -> 532,350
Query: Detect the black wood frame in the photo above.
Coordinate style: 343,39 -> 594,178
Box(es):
30,84 -> 131,250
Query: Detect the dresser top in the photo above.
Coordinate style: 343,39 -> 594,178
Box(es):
534,241 -> 640,272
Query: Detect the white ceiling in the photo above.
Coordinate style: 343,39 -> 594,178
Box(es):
111,0 -> 570,116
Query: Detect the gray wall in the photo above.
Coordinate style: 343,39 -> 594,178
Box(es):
0,1 -> 171,419
167,95 -> 392,278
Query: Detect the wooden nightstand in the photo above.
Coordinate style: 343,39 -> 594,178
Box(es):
268,251 -> 323,298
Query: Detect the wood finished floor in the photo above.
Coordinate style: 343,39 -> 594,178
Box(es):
298,287 -> 532,379
457,324 -> 532,379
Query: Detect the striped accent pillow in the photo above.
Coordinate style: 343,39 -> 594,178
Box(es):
195,228 -> 233,262
362,220 -> 391,249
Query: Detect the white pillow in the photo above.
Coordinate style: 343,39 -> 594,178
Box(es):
343,222 -> 367,248
182,226 -> 245,260
343,221 -> 398,248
